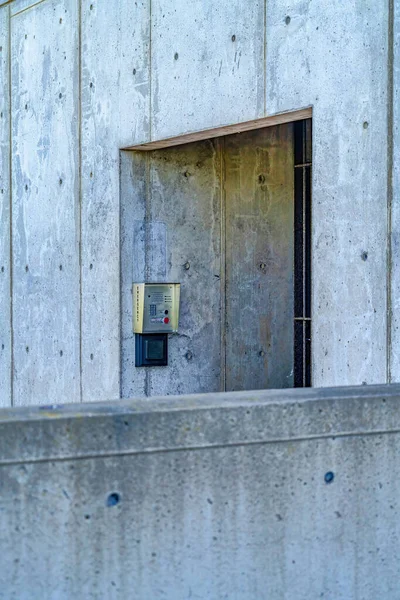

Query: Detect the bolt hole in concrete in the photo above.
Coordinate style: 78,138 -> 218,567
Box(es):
133,68 -> 136,75
285,15 -> 291,24
363,121 -> 369,129
60,350 -> 63,357
25,265 -> 29,272
107,493 -> 120,507
324,471 -> 334,484
361,251 -> 368,261
231,34 -> 236,41
1,266 -> 4,272
174,52 -> 179,60
90,353 -> 94,360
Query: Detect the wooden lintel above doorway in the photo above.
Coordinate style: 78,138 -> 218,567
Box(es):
123,107 -> 312,152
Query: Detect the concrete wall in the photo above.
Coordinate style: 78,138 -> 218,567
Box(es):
11,0 -> 80,405
0,0 -> 396,405
1,384 -> 400,599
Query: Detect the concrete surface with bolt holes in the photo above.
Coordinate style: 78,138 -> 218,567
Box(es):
0,0 -> 397,406
1,384 -> 400,599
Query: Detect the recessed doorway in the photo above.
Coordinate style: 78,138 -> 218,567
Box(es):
120,117 -> 312,397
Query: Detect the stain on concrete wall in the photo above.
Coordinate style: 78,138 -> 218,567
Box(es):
122,141 -> 222,397
80,0 -> 150,402
120,152 -> 147,398
224,125 -> 294,391
11,0 -> 80,405
150,0 -> 265,140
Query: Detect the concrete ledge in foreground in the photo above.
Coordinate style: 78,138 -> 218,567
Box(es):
1,384 -> 400,599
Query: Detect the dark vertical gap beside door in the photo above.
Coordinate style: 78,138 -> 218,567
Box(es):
294,119 -> 312,387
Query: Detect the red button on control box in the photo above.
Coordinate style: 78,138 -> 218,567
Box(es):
164,317 -> 170,324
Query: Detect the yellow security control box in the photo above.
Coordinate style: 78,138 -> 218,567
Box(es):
133,283 -> 180,334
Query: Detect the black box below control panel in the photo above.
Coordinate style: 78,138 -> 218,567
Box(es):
135,333 -> 168,367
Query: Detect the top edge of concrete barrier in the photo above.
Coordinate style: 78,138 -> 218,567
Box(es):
0,384 -> 399,465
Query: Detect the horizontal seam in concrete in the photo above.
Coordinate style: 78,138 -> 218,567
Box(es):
1,426 -> 399,467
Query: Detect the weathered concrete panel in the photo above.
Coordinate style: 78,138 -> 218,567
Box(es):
11,0 -> 80,405
151,0 -> 265,141
266,0 -> 389,386
390,0 -> 400,381
1,385 -> 400,599
120,151 -> 147,397
121,141 -> 222,397
0,5 -> 11,407
147,142 -> 222,396
81,0 -> 150,401
224,124 -> 294,391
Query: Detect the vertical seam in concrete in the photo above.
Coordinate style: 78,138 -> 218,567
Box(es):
149,0 -> 152,141
387,0 -> 394,383
263,0 -> 267,115
8,3 -> 13,406
118,151 -> 122,399
310,119 -> 313,387
219,137 -> 226,392
78,0 -> 83,401
144,152 -> 151,396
